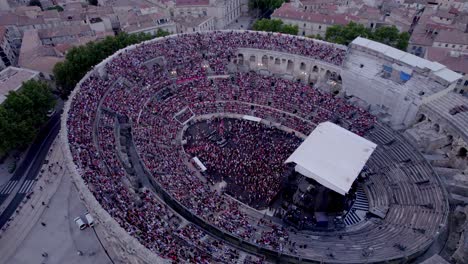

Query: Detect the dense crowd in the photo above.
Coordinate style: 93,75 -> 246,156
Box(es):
185,118 -> 301,209
66,31 -> 374,262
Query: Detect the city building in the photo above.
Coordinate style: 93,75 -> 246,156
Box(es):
0,26 -> 17,70
0,66 -> 40,104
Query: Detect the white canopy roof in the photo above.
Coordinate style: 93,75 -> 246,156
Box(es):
351,36 -> 462,83
193,157 -> 207,172
285,122 -> 377,195
243,115 -> 261,122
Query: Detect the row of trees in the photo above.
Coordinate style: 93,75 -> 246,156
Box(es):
53,30 -> 169,97
325,22 -> 410,50
252,19 -> 410,51
253,19 -> 299,35
0,80 -> 55,155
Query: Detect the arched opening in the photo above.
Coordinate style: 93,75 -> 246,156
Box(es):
261,55 -> 268,66
275,58 -> 280,65
457,147 -> 467,158
249,55 -> 256,62
325,70 -> 331,79
238,54 -> 244,64
433,123 -> 440,133
312,65 -> 319,72
287,60 -> 294,71
416,114 -> 426,123
300,62 -> 306,71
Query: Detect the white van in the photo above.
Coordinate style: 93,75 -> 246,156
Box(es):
74,217 -> 86,230
85,212 -> 95,227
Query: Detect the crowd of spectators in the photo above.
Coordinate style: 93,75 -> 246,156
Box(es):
184,118 -> 301,209
66,31 -> 373,261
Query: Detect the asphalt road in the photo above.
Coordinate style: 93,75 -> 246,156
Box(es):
0,112 -> 61,229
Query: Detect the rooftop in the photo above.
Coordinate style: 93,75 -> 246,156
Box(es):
175,0 -> 210,6
174,15 -> 212,27
272,3 -> 358,25
434,30 -> 468,45
0,67 -> 40,104
426,47 -> 468,74
352,37 -> 462,83
38,25 -> 93,39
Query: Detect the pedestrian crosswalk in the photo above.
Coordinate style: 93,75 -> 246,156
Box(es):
0,181 -> 18,195
18,180 -> 35,194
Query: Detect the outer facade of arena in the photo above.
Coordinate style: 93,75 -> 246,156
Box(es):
61,30 -> 452,263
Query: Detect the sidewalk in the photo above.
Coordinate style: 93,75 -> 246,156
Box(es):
0,138 -> 110,264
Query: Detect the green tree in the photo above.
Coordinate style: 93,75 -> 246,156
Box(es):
279,24 -> 299,35
253,19 -> 298,35
396,32 -> 410,51
155,29 -> 171,37
46,5 -> 64,12
325,22 -> 410,50
371,25 -> 410,50
250,0 -> 285,17
53,31 -> 165,97
325,22 -> 371,46
28,0 -> 42,9
307,34 -> 323,40
0,80 -> 55,154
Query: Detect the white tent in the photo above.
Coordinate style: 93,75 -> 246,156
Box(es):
193,157 -> 207,172
285,122 -> 377,195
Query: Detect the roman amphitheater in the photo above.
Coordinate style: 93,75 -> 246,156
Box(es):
60,30 -> 467,263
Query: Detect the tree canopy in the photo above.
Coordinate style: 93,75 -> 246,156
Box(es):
53,30 -> 169,97
47,5 -> 64,12
0,80 -> 55,155
253,19 -> 298,35
325,22 -> 410,50
250,0 -> 286,18
28,0 -> 42,9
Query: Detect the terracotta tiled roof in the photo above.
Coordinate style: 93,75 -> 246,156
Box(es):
434,30 -> 468,45
426,47 -> 468,74
175,0 -> 210,6
272,3 -> 358,25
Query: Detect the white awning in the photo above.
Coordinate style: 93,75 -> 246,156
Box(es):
193,157 -> 207,172
285,122 -> 377,195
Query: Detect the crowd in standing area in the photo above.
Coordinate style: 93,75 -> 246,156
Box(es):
184,118 -> 302,209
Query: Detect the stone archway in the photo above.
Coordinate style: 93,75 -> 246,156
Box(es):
238,53 -> 244,64
416,114 -> 426,123
287,60 -> 294,71
261,55 -> 268,66
300,62 -> 306,71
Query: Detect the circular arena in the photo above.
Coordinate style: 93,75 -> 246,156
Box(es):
62,31 -> 449,263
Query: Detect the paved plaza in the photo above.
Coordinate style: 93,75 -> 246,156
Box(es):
0,139 -> 112,264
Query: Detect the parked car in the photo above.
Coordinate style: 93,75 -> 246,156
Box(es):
85,212 -> 95,227
74,216 -> 86,230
